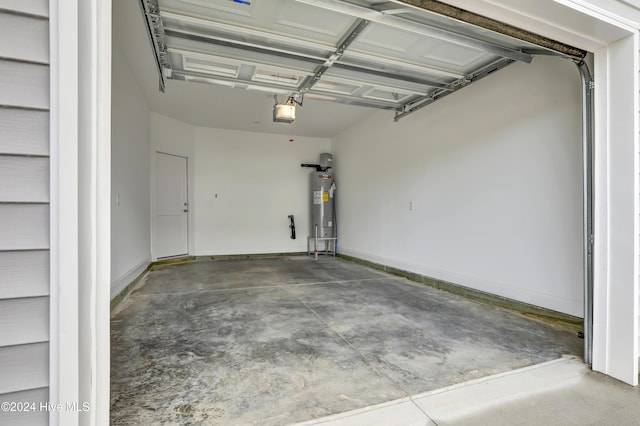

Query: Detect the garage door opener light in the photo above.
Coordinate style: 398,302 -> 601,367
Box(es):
273,94 -> 303,124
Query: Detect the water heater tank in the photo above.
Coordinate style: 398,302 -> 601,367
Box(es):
310,170 -> 335,238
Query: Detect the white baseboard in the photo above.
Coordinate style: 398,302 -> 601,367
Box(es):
339,248 -> 582,317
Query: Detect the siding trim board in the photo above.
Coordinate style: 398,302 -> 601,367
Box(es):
637,43 -> 640,376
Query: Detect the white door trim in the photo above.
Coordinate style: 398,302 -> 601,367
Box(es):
554,0 -> 640,29
154,151 -> 189,259
49,0 -> 80,424
552,0 -> 640,386
593,34 -> 640,385
77,0 -> 112,424
63,3 -> 639,426
51,0 -> 112,424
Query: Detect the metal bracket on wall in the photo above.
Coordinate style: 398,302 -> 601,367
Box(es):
394,57 -> 515,121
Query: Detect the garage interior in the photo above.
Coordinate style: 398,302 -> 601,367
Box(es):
111,0 -> 597,423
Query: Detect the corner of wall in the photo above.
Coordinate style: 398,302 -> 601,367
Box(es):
110,258 -> 151,300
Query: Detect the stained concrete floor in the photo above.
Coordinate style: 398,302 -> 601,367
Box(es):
110,257 -> 582,425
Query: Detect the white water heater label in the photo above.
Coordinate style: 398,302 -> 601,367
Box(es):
313,190 -> 322,204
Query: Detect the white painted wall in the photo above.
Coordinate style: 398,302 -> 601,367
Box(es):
150,111 -> 195,157
193,127 -> 331,255
442,0 -> 640,385
110,47 -> 151,297
333,56 -> 583,316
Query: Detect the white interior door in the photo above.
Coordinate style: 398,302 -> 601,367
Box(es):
155,152 -> 188,258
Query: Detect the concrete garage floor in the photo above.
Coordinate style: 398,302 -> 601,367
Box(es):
110,257 -> 582,425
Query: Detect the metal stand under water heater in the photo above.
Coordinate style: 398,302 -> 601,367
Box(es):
301,153 -> 337,260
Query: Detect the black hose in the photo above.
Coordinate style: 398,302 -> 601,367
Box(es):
288,215 -> 296,239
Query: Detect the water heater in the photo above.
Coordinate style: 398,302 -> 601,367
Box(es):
302,153 -> 336,239
310,169 -> 335,238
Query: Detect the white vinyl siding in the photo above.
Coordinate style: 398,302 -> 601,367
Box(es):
0,1 -> 49,18
0,60 -> 49,109
0,251 -> 49,299
0,109 -> 49,156
0,205 -> 49,250
0,343 -> 49,395
0,298 -> 49,347
0,388 -> 49,426
0,157 -> 49,203
0,13 -> 49,63
0,4 -> 50,425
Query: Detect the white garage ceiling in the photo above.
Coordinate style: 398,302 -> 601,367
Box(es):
120,0 -> 585,136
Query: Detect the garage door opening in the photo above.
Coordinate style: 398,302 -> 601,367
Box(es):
128,0 -> 590,345
110,0 -> 598,422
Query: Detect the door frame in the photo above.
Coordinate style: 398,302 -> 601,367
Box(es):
153,151 -> 190,259
150,145 -> 194,261
49,1 -> 640,425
